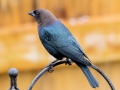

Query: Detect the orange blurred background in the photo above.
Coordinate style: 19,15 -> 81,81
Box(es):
0,0 -> 120,90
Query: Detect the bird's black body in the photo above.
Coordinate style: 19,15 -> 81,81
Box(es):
39,20 -> 98,88
28,8 -> 99,88
28,8 -> 115,89
39,20 -> 90,65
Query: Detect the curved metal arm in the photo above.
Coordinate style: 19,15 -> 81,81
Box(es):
28,59 -> 115,90
91,64 -> 115,90
28,60 -> 68,90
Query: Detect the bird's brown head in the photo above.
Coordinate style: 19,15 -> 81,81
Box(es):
28,8 -> 57,27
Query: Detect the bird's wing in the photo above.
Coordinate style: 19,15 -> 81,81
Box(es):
42,22 -> 90,65
70,36 -> 90,61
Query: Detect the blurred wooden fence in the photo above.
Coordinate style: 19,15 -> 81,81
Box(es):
0,0 -> 120,90
1,0 -> 120,26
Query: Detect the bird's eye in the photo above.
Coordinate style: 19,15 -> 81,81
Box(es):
33,10 -> 40,17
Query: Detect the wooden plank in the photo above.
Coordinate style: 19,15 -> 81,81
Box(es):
8,0 -> 21,25
20,0 -> 34,23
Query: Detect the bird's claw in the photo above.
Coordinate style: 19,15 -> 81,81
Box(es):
65,58 -> 72,65
46,59 -> 59,73
47,63 -> 54,73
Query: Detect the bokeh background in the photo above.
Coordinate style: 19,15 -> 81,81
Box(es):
0,0 -> 120,90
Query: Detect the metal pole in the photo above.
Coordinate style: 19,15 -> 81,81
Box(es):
8,68 -> 19,90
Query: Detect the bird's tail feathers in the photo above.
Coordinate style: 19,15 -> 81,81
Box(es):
76,63 -> 99,88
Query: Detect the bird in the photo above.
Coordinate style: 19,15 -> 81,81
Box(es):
28,8 -> 114,89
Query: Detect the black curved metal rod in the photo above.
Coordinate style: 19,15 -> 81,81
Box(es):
28,60 -> 68,90
91,64 -> 115,90
28,59 -> 115,90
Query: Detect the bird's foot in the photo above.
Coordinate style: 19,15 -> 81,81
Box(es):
46,62 -> 54,73
65,58 -> 72,65
46,60 -> 59,73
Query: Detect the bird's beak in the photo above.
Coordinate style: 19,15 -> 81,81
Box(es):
28,11 -> 35,16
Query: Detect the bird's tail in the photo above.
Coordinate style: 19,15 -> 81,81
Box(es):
75,63 -> 99,88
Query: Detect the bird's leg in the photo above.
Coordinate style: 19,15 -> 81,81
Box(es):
46,59 -> 59,73
65,58 -> 73,65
